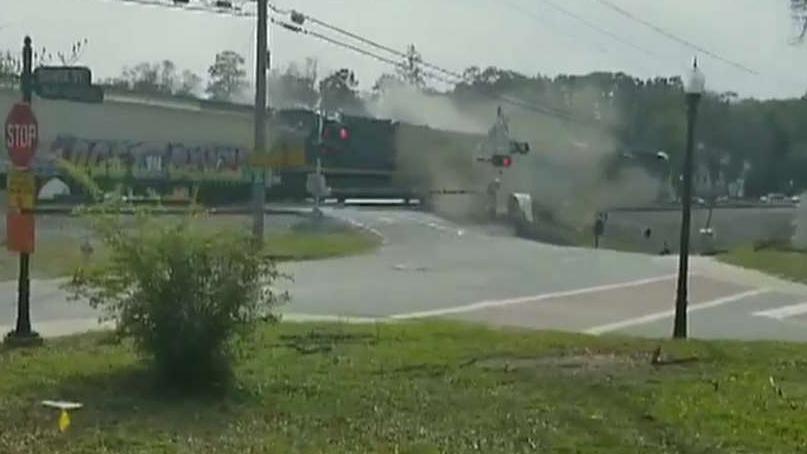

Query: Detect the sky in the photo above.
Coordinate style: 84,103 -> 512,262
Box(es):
2,0 -> 806,100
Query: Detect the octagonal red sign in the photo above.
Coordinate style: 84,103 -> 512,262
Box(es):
5,102 -> 38,168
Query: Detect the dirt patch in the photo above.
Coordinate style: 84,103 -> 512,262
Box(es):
477,353 -> 646,374
277,331 -> 377,355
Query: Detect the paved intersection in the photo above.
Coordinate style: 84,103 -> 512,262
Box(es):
2,207 -> 806,341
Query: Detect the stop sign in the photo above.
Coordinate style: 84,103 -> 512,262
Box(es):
5,102 -> 38,168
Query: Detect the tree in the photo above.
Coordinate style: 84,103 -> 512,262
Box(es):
103,60 -> 200,97
0,38 -> 88,86
55,38 -> 89,66
0,50 -> 20,86
268,59 -> 319,108
176,69 -> 202,97
158,59 -> 177,93
206,50 -> 247,102
372,73 -> 405,95
123,62 -> 161,94
397,44 -> 425,87
319,68 -> 364,114
793,0 -> 807,40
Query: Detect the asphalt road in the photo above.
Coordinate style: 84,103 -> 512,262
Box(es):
2,207 -> 807,341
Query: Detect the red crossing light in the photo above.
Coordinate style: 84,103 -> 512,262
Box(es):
491,154 -> 513,168
339,127 -> 350,141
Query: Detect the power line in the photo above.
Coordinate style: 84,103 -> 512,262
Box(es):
271,18 -> 598,127
112,0 -> 255,16
272,18 -> 404,70
590,0 -> 758,75
530,0 -> 666,61
276,5 -> 466,81
494,0 -> 608,54
94,0 -> 603,127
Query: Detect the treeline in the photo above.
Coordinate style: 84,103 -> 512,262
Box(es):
3,40 -> 805,197
80,59 -> 807,198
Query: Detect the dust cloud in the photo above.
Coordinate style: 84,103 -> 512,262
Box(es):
367,82 -> 661,229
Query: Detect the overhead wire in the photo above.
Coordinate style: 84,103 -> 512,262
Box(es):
528,0 -> 666,60
271,18 -> 404,70
493,0 -> 608,54
589,0 -> 758,75
273,18 -> 600,127
92,0 -> 606,127
273,4 -> 466,81
112,0 -> 255,16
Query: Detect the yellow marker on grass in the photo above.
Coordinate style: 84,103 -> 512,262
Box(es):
42,400 -> 83,433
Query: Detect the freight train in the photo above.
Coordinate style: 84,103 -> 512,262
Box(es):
4,106 -> 484,204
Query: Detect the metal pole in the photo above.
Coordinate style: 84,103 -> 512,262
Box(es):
252,0 -> 268,240
673,93 -> 700,339
315,157 -> 322,211
21,37 -> 32,104
8,36 -> 38,344
314,107 -> 324,213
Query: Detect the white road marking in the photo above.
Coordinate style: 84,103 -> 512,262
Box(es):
281,313 -> 385,324
334,216 -> 388,245
753,302 -> 807,320
393,212 -> 465,236
390,274 -> 678,320
585,288 -> 769,335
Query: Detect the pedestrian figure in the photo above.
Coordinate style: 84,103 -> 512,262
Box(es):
593,212 -> 606,249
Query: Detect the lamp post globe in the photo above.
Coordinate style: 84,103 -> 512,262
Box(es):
684,59 -> 706,96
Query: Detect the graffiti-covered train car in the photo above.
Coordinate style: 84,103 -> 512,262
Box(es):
42,108 -> 402,202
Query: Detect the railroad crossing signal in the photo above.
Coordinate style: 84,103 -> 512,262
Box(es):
5,102 -> 38,168
491,154 -> 513,168
321,122 -> 350,153
510,141 -> 530,154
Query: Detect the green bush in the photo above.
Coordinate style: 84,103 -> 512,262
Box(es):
69,210 -> 287,389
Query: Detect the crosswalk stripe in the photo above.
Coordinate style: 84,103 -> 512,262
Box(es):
753,302 -> 807,320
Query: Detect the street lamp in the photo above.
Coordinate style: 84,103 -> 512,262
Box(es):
673,59 -> 705,339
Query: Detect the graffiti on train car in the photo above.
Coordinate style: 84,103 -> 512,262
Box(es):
50,135 -> 251,182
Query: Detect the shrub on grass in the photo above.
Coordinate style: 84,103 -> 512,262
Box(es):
69,210 -> 287,389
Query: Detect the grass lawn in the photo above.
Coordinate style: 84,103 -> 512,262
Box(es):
264,230 -> 380,261
718,246 -> 807,284
1,321 -> 806,453
0,225 -> 380,281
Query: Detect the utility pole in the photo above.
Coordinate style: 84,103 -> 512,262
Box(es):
252,0 -> 268,240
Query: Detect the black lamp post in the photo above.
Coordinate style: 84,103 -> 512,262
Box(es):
673,59 -> 706,339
